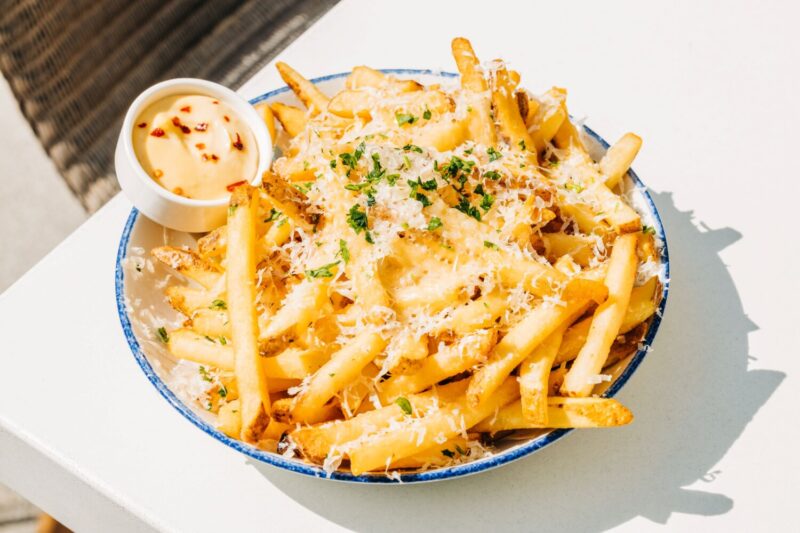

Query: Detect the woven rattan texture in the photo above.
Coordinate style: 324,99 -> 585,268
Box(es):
0,0 -> 337,212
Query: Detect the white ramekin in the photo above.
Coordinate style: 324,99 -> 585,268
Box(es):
115,78 -> 273,233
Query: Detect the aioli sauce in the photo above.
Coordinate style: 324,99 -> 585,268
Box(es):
132,95 -> 257,200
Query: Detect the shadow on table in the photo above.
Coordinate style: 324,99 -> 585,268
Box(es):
249,190 -> 784,531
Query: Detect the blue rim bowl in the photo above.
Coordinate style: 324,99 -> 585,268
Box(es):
116,69 -> 670,483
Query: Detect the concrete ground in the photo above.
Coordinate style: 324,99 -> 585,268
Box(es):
0,75 -> 87,531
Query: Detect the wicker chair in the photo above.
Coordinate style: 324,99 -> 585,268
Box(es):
0,0 -> 337,212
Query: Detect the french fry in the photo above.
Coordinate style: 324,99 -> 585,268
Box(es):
387,437 -> 470,469
519,325 -> 567,424
491,63 -> 534,154
260,279 -> 331,340
270,102 -> 307,137
217,399 -> 241,438
189,308 -> 230,337
328,89 -> 374,119
168,328 -> 233,370
379,330 -> 495,402
473,397 -> 633,432
291,331 -> 386,422
291,380 -> 470,462
467,297 -> 591,406
151,247 -> 222,290
410,118 -> 469,152
197,226 -> 227,259
260,171 -> 313,231
348,377 -> 519,474
437,292 -> 507,335
561,234 -> 638,397
555,276 -> 658,364
542,232 -> 598,267
346,66 -> 422,92
451,37 -> 496,146
275,62 -> 329,114
600,133 -> 642,189
271,397 -> 339,425
262,346 -> 329,380
227,184 -> 271,442
255,102 -> 277,143
165,286 -> 219,316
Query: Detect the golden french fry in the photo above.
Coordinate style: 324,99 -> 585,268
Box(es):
328,89 -> 374,119
388,437 -> 471,469
168,328 -> 234,370
467,297 -> 591,406
262,346 -> 329,380
260,171 -> 313,231
348,377 -> 519,474
601,133 -> 642,189
217,399 -> 241,438
275,62 -> 329,114
491,63 -> 534,153
411,118 -> 469,151
451,37 -> 496,146
151,247 -> 222,290
556,276 -> 658,364
291,331 -> 386,422
165,286 -> 219,316
379,330 -> 495,402
227,184 -> 271,442
189,308 -> 230,337
270,102 -> 307,137
561,234 -> 638,397
519,326 -> 567,424
255,102 -> 277,143
346,66 -> 422,92
473,397 -> 633,432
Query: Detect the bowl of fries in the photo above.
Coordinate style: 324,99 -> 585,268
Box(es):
116,38 -> 669,482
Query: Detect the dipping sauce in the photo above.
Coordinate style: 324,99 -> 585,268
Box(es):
132,94 -> 257,200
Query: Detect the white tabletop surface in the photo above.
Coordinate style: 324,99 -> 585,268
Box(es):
1,1 -> 798,531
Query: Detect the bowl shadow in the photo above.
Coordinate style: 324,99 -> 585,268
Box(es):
246,190 -> 784,531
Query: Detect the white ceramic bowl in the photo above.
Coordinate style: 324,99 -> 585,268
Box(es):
116,70 -> 670,483
115,78 -> 273,233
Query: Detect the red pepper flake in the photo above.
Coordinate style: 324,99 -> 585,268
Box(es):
195,143 -> 206,150
194,122 -> 208,132
171,116 -> 191,134
232,133 -> 244,151
224,115 -> 230,122
153,169 -> 164,178
212,100 -> 219,105
201,154 -> 209,162
150,128 -> 165,137
180,106 -> 191,113
173,187 -> 184,196
211,154 -> 219,161
137,122 -> 147,128
226,180 -> 247,192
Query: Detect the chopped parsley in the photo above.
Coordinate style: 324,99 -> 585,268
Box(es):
427,217 -> 443,231
464,147 -> 474,155
306,261 -> 340,279
412,192 -> 431,207
339,142 -> 366,171
337,239 -> 350,264
423,108 -> 432,120
643,225 -> 656,235
483,240 -> 499,249
437,155 -> 476,186
408,177 -> 438,191
455,196 -> 482,221
480,193 -> 495,212
210,299 -> 227,310
395,396 -> 413,415
218,385 -> 228,398
487,147 -> 502,161
156,327 -> 169,343
395,112 -> 417,126
227,205 -> 237,217
198,365 -> 212,382
264,208 -> 282,223
403,144 -> 423,153
293,182 -> 314,194
564,182 -> 585,193
518,139 -> 527,151
483,170 -> 501,181
329,159 -> 337,169
386,173 -> 399,185
347,204 -> 371,243
218,336 -> 227,345
204,335 -> 215,343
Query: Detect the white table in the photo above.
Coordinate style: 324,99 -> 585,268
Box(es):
2,1 -> 798,531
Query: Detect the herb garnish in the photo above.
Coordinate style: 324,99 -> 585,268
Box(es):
306,261 -> 340,279
396,397 -> 413,415
156,327 -> 169,343
487,147 -> 502,161
427,217 -> 443,231
210,299 -> 227,310
337,239 -> 350,264
395,112 -> 417,126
